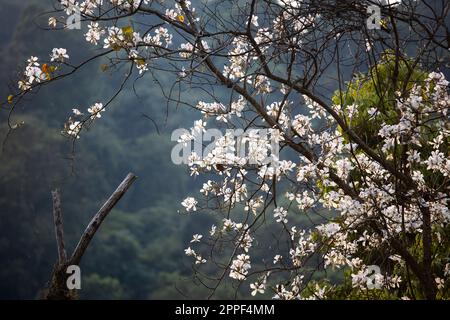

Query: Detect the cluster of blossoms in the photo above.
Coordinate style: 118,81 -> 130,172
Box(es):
59,0 -> 151,15
63,102 -> 105,139
101,24 -> 173,74
181,196 -> 197,212
230,254 -> 251,281
351,265 -> 402,290
170,1 -> 448,298
164,0 -> 193,22
48,0 -> 175,76
184,246 -> 206,265
17,48 -> 68,91
184,230 -> 206,265
17,1 -> 185,139
273,275 -> 306,300
181,63 -> 449,298
11,42 -> 109,141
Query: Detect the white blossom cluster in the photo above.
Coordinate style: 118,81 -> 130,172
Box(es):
181,67 -> 449,298
63,102 -> 105,138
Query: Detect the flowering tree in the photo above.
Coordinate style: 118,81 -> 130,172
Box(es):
4,0 -> 450,299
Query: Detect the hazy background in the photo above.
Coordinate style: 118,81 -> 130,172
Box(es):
0,0 -> 221,299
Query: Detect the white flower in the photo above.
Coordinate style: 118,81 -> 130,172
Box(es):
181,197 -> 198,212
180,42 -> 194,58
250,282 -> 265,296
177,133 -> 194,146
425,150 -> 444,171
411,170 -> 425,185
165,8 -> 178,20
87,103 -> 105,119
335,158 -> 354,179
365,39 -> 372,52
18,80 -> 30,91
48,17 -> 57,28
251,15 -> 259,27
27,56 -> 39,66
317,222 -> 340,237
191,120 -> 206,134
368,107 -> 377,117
72,108 -> 83,116
50,48 -> 69,62
103,26 -> 124,49
292,114 -> 312,136
223,219 -> 234,231
67,121 -> 82,139
154,27 -> 172,47
190,234 -> 203,243
229,254 -> 251,281
184,247 -> 196,256
389,275 -> 402,288
435,277 -> 445,290
273,255 -> 282,264
254,75 -> 272,94
274,207 -> 288,223
231,96 -> 246,117
195,255 -> 207,264
407,149 -> 420,164
21,56 -> 45,87
85,22 -> 104,45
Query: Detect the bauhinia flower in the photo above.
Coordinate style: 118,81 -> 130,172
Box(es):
50,48 -> 69,62
87,103 -> 105,119
181,197 -> 197,212
190,234 -> 203,243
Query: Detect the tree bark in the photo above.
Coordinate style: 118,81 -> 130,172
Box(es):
420,204 -> 437,300
51,189 -> 67,265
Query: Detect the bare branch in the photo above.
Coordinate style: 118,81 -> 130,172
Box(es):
51,189 -> 67,265
70,173 -> 137,265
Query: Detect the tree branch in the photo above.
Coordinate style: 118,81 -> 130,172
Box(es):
51,189 -> 67,265
70,173 -> 137,265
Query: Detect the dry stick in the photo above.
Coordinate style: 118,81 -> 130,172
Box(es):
51,189 -> 67,265
70,173 -> 138,265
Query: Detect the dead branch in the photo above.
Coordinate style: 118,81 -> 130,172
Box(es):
51,189 -> 67,265
70,173 -> 138,265
44,172 -> 137,300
